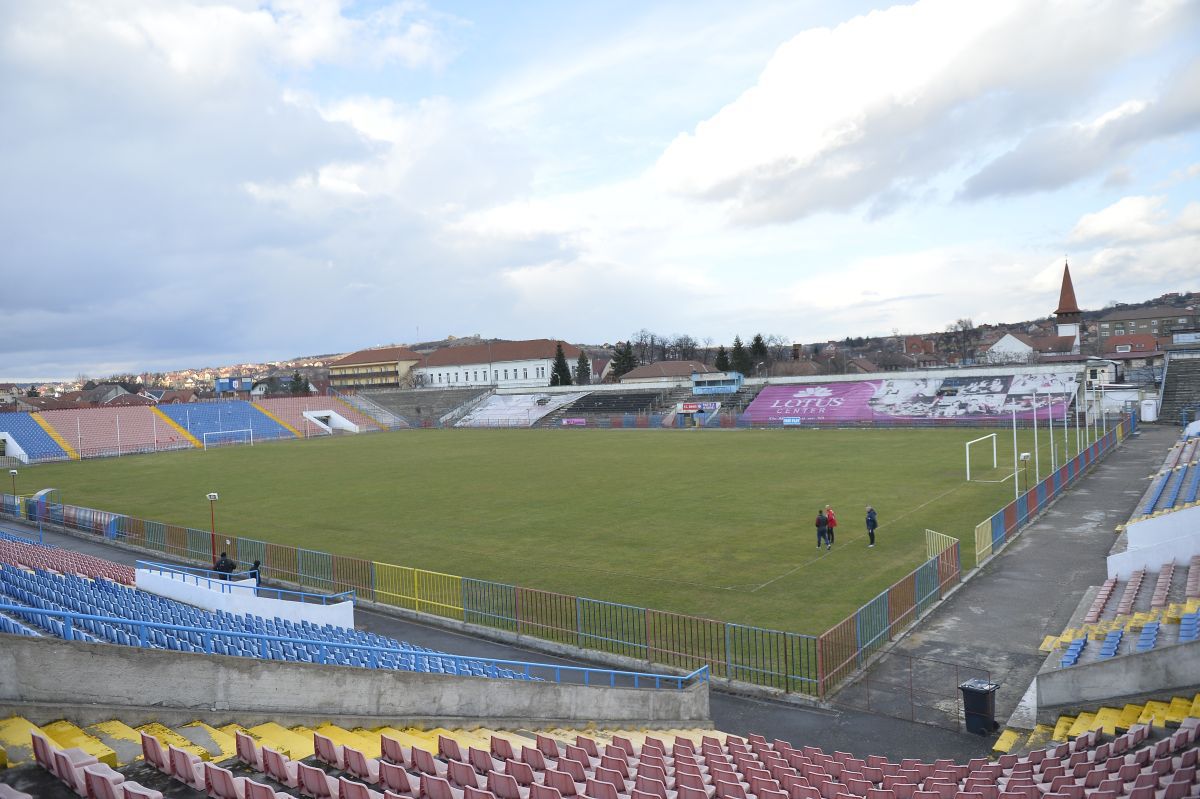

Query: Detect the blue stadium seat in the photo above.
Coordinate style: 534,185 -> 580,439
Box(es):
0,561 -> 532,680
157,400 -> 293,444
0,412 -> 69,462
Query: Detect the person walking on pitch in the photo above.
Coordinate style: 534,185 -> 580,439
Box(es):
816,510 -> 830,551
866,506 -> 878,547
825,505 -> 838,545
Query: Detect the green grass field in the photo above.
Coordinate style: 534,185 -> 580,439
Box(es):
22,427 -> 1077,634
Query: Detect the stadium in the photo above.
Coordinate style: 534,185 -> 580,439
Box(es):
4,1 -> 1200,797
2,345 -> 1199,798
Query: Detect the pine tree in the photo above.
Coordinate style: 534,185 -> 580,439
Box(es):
611,342 -> 638,378
750,333 -> 769,363
550,344 -> 573,386
714,345 -> 730,372
289,371 -> 308,395
574,351 -> 591,385
730,336 -> 753,375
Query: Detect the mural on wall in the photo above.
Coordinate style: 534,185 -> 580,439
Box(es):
743,373 -> 1080,424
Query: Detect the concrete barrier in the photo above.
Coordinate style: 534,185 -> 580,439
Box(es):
136,567 -> 355,628
1036,639 -> 1200,722
0,636 -> 710,729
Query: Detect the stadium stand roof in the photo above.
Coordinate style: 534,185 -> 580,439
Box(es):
620,360 -> 716,381
422,339 -> 581,367
332,346 -> 424,367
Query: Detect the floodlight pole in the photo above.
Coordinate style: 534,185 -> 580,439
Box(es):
1032,390 -> 1040,484
1011,409 -> 1019,500
207,492 -> 219,563
8,469 -> 15,500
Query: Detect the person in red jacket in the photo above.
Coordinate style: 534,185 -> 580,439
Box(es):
825,505 -> 837,545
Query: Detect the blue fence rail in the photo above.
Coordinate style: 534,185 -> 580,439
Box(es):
0,603 -> 707,689
135,561 -> 357,604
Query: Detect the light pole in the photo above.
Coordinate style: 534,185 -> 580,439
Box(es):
8,469 -> 16,499
207,492 -> 219,564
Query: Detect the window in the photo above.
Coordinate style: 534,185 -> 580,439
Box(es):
503,369 -> 508,379
523,368 -> 528,379
494,371 -> 498,381
1100,323 -> 1109,329
1115,345 -> 1131,353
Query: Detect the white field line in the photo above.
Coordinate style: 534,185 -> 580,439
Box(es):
744,483 -> 971,593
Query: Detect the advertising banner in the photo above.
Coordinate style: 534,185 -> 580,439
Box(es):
742,373 -> 1079,424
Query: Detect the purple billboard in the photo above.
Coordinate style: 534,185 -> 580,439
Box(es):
742,373 -> 1079,424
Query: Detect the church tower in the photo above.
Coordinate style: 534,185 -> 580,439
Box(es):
1055,260 -> 1082,349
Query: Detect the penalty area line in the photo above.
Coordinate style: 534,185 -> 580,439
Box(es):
745,482 -> 971,593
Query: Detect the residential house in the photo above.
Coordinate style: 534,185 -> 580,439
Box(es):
329,345 -> 423,390
1097,305 -> 1197,347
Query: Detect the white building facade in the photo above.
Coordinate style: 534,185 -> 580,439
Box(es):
412,339 -> 588,389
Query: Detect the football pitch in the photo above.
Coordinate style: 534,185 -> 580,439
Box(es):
24,427 -> 1072,635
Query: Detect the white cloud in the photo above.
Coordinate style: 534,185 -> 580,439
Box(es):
963,58 -> 1200,198
653,0 -> 1197,223
1067,196 -> 1200,289
1069,196 -> 1172,244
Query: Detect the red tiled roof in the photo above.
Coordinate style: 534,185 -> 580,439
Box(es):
620,360 -> 717,380
1008,332 -> 1076,354
1103,334 -> 1159,353
332,346 -> 423,368
422,339 -> 580,367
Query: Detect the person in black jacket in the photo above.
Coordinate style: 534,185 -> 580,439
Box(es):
866,506 -> 878,547
815,510 -> 830,551
213,552 -> 236,580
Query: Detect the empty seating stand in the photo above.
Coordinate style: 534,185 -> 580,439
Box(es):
1152,564 -> 1177,610
457,393 -> 589,428
0,535 -> 134,584
1084,578 -> 1117,624
37,407 -> 193,459
562,392 -> 664,415
0,412 -> 70,462
255,397 -> 380,436
157,401 -> 293,445
0,546 -> 531,681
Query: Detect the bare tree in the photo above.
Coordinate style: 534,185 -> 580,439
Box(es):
632,329 -> 654,365
765,334 -> 790,362
700,337 -> 715,364
671,334 -> 698,361
944,318 -> 981,362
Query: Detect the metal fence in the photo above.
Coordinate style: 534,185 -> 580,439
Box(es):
0,416 -> 1133,698
973,415 -> 1133,566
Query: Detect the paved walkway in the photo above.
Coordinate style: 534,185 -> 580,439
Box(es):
838,424 -> 1178,728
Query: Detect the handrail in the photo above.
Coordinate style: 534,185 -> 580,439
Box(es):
0,603 -> 707,689
136,560 -> 356,605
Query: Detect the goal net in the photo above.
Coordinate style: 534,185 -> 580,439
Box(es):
202,429 -> 254,450
965,433 -> 1002,482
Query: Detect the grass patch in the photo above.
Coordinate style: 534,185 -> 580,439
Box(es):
24,426 -> 1073,634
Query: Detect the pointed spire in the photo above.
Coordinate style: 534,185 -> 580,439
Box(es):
1055,258 -> 1081,316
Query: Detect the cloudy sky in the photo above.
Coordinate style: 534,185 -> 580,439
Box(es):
3,0 -> 1199,380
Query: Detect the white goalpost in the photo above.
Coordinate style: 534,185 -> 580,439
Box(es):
202,429 -> 254,450
965,433 -> 998,482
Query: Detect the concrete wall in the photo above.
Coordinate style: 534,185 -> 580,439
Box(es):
0,434 -> 29,465
136,568 -> 355,628
0,636 -> 710,730
1036,639 -> 1200,721
1108,532 -> 1200,580
1107,507 -> 1199,579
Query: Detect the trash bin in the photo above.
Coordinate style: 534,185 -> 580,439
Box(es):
960,678 -> 1000,735
1140,399 -> 1158,423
